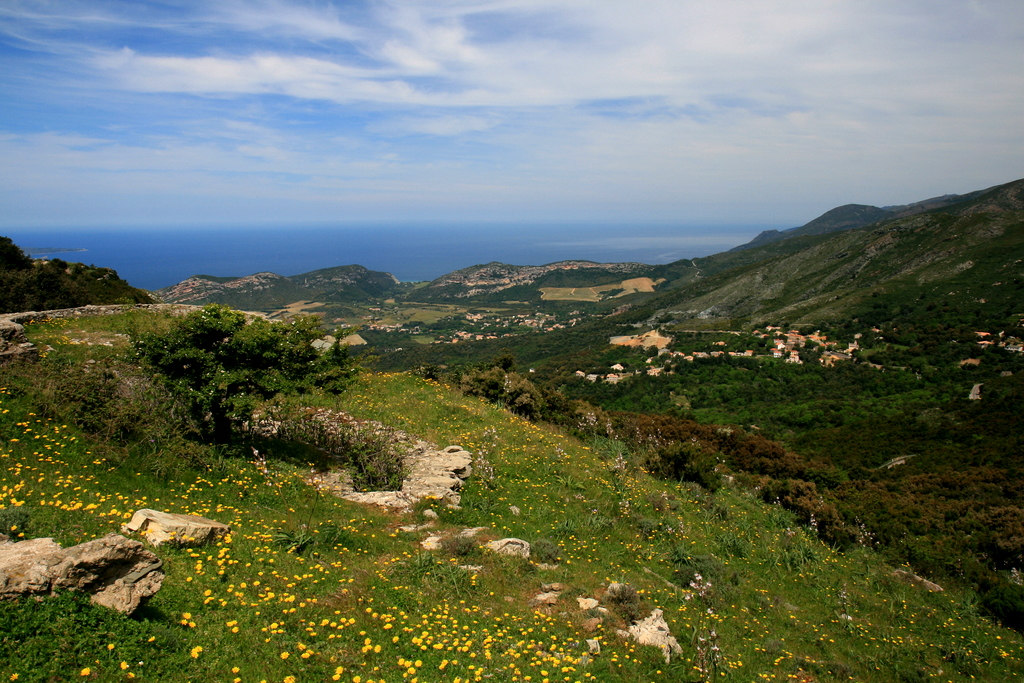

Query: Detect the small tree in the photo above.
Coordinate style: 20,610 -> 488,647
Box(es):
134,305 -> 357,441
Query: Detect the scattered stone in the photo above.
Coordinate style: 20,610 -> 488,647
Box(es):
458,527 -> 489,538
422,509 -> 439,520
577,597 -> 600,610
122,509 -> 230,547
604,582 -> 632,600
628,609 -> 683,664
504,596 -> 516,603
0,321 -> 37,365
586,639 -> 601,654
531,591 -> 560,606
397,523 -> 434,533
581,617 -> 603,632
0,533 -> 163,614
535,563 -> 559,571
510,505 -> 521,516
485,538 -> 530,558
596,606 -> 610,614
615,629 -> 630,639
893,569 -> 943,592
421,536 -> 443,550
459,565 -> 483,573
541,582 -> 566,592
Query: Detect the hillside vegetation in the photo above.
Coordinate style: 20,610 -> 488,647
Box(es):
1,309 -> 1024,682
0,236 -> 154,314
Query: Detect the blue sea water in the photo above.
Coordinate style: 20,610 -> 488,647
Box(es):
4,223 -> 777,291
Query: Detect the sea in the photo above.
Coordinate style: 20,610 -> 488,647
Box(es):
3,223 -> 779,291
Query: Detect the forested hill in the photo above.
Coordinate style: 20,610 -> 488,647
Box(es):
0,236 -> 154,314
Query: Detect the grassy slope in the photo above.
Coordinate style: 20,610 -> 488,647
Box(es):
1,313 -> 1023,682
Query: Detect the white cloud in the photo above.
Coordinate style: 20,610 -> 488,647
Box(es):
1,0 -> 1023,226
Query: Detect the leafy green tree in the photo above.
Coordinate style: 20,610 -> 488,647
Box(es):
134,305 -> 358,441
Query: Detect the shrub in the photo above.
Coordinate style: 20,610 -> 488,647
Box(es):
134,305 -> 358,441
643,439 -> 722,492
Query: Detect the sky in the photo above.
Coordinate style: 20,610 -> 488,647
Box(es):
1,0 -> 1023,230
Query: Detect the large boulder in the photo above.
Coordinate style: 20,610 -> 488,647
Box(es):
0,533 -> 164,614
0,320 -> 37,364
628,609 -> 683,663
122,509 -> 230,547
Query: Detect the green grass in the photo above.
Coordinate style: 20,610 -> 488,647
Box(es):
1,312 -> 1023,682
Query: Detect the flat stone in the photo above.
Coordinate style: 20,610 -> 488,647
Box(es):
485,538 -> 530,558
122,509 -> 229,547
531,591 -> 560,606
577,597 -> 600,610
541,582 -> 566,592
421,536 -> 443,550
586,639 -> 601,654
893,569 -> 943,592
458,527 -> 489,538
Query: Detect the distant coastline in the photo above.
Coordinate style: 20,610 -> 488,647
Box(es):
23,247 -> 87,256
7,224 -> 769,290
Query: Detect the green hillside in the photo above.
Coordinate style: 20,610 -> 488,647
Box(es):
2,308 -> 1023,682
0,236 -> 154,314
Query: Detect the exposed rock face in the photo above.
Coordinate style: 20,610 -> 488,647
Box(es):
0,320 -> 37,364
628,608 -> 683,663
122,509 -> 231,547
485,538 -> 531,558
0,533 -> 164,614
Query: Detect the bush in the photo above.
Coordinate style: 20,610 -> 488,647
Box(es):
643,439 -> 722,492
134,305 -> 358,441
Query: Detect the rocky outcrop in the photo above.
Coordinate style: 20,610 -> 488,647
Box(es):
0,303 -> 201,326
122,509 -> 230,547
485,538 -> 531,558
0,533 -> 164,614
628,608 -> 683,663
0,320 -> 37,364
321,444 -> 473,512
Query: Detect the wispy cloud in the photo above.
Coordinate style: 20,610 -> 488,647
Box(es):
1,0 -> 1022,227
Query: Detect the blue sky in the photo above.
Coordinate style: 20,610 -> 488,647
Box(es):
1,0 -> 1023,230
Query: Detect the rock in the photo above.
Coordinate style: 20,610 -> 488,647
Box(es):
458,527 -> 489,538
459,565 -> 483,573
577,597 -> 600,610
586,639 -> 602,654
398,523 -> 434,533
312,436 -> 475,512
531,591 -> 560,606
509,505 -> 521,516
627,609 -> 682,664
582,617 -> 603,632
122,509 -> 230,547
893,569 -> 943,592
535,563 -> 559,571
541,582 -> 566,592
0,533 -> 163,614
485,538 -> 531,558
0,321 -> 37,365
615,629 -> 630,639
422,509 -> 439,520
421,536 -> 443,550
605,582 -> 632,600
